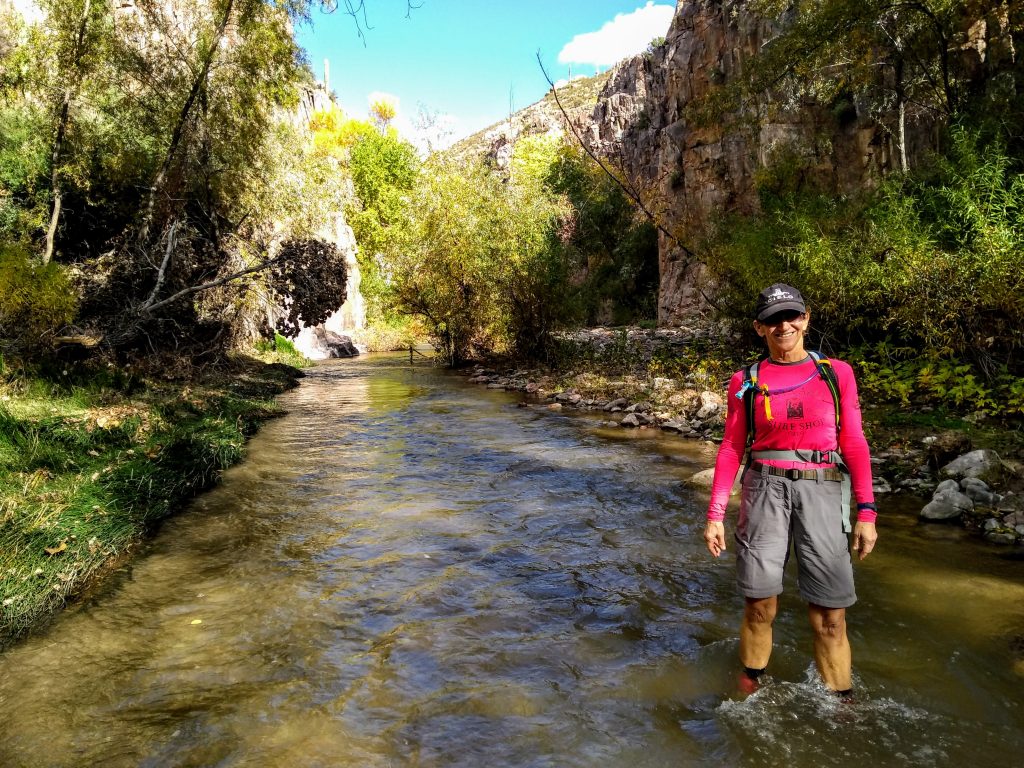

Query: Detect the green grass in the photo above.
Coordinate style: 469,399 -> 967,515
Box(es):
251,333 -> 311,368
0,361 -> 298,646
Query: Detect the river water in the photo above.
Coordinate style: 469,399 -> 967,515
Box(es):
1,355 -> 1022,767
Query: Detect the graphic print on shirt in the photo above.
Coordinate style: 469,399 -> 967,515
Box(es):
787,400 -> 803,419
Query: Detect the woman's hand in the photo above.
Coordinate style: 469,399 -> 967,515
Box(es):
852,521 -> 877,560
705,520 -> 726,558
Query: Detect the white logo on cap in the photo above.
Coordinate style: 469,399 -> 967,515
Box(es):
768,288 -> 793,303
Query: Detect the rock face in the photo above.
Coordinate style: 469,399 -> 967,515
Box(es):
580,0 -> 1014,324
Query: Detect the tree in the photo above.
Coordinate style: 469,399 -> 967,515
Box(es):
345,126 -> 418,320
384,157 -> 569,365
729,1 -> 1016,171
543,141 -> 659,325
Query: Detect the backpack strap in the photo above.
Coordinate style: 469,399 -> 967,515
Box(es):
736,359 -> 765,448
808,350 -> 841,436
735,359 -> 764,480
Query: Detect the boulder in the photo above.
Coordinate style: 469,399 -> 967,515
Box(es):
321,330 -> 359,358
959,477 -> 990,493
985,530 -> 1018,545
920,488 -> 974,521
685,468 -> 740,495
961,485 -> 1000,507
696,401 -> 721,420
939,449 -> 1005,485
919,500 -> 966,521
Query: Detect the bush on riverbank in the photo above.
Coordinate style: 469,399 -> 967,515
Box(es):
0,355 -> 303,647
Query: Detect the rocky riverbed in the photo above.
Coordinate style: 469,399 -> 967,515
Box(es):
462,327 -> 1024,547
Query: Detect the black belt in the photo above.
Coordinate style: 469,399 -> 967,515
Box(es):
751,461 -> 843,482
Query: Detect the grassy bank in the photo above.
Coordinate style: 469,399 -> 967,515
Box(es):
0,349 -> 306,647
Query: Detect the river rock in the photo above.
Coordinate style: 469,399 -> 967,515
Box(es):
920,488 -> 974,521
997,493 -> 1024,514
960,476 -> 990,493
685,468 -> 741,495
604,398 -> 628,411
320,330 -> 359,358
935,479 -> 960,494
960,478 -> 1000,506
620,413 -> 641,428
695,391 -> 724,420
660,420 -> 686,433
985,530 -> 1018,545
1004,512 -> 1024,528
939,450 -> 1005,485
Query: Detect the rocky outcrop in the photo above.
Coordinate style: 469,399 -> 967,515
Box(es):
581,0 -> 1017,325
449,72 -> 612,174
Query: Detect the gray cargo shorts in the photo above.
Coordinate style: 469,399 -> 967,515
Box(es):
734,465 -> 856,608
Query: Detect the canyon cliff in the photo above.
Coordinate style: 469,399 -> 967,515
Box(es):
582,0 -> 1019,324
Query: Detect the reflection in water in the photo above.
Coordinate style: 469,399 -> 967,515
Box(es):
0,355 -> 1022,767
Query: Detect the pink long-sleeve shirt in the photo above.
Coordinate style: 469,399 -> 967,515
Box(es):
707,355 -> 876,524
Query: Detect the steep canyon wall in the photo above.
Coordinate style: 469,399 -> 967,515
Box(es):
583,0 -> 1017,325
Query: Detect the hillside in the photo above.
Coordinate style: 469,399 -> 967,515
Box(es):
447,71 -> 612,168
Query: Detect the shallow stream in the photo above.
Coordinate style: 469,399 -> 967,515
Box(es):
1,354 -> 1022,766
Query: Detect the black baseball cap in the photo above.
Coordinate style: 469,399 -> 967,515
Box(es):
755,283 -> 806,321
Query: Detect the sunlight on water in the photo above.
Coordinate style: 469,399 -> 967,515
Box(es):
0,354 -> 1022,766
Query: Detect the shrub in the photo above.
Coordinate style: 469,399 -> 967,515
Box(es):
705,126 -> 1024,376
0,243 -> 77,353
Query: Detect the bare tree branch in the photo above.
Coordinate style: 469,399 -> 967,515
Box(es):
44,0 -> 93,265
141,250 -> 284,316
142,218 -> 179,310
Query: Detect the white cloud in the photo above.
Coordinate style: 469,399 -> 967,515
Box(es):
558,2 -> 674,68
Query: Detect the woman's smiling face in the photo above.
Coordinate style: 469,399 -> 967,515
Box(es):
754,309 -> 810,362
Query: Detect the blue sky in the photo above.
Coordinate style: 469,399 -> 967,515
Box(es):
296,1 -> 674,147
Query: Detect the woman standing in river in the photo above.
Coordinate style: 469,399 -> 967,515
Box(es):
703,283 -> 878,697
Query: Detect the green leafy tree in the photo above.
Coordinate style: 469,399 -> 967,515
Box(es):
345,127 -> 419,320
544,141 -> 659,324
385,158 -> 568,365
